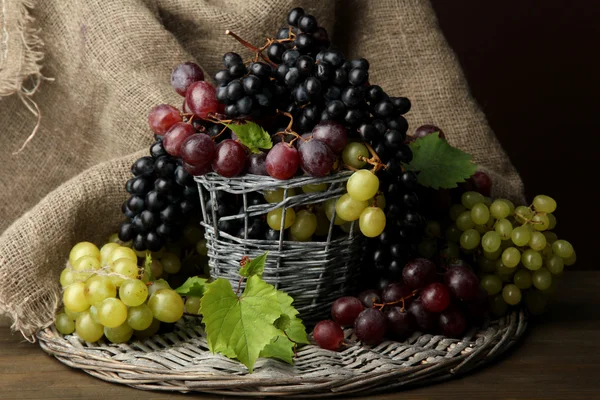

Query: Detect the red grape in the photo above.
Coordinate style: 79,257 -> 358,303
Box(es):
382,283 -> 413,306
407,299 -> 437,332
171,62 -> 205,96
313,320 -> 344,351
311,121 -> 347,153
148,104 -> 182,135
420,283 -> 451,313
248,152 -> 268,175
163,122 -> 195,157
354,308 -> 386,345
180,133 -> 215,168
183,162 -> 211,176
411,124 -> 445,141
469,171 -> 492,197
331,296 -> 363,326
299,139 -> 334,177
211,139 -> 246,177
265,143 -> 300,180
357,289 -> 381,308
439,306 -> 467,338
402,258 -> 437,290
185,81 -> 219,118
384,306 -> 416,339
444,265 -> 480,301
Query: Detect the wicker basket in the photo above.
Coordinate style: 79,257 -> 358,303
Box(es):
194,171 -> 362,322
37,310 -> 527,397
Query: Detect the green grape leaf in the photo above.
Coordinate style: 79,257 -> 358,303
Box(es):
144,252 -> 153,281
259,335 -> 295,364
239,252 -> 268,278
224,122 -> 273,154
273,314 -> 291,331
200,276 -> 283,373
174,277 -> 207,297
404,133 -> 477,189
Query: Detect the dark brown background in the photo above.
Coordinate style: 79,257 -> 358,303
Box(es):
430,0 -> 596,269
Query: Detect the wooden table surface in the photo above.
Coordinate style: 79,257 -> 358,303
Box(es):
1,271 -> 599,400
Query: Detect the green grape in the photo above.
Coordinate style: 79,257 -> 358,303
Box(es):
374,193 -> 386,209
514,206 -> 533,224
314,210 -> 331,236
425,221 -> 442,238
185,296 -> 202,315
161,253 -> 181,274
183,225 -> 204,246
418,239 -> 437,258
461,191 -> 485,209
490,294 -> 508,317
482,231 -> 502,252
287,231 -> 309,242
502,284 -> 522,305
532,268 -> 552,290
290,210 -> 318,240
69,242 -> 100,266
119,279 -> 149,307
547,213 -> 557,230
342,142 -> 369,169
196,239 -> 208,256
134,318 -> 161,339
514,269 -> 533,289
104,322 -> 134,343
63,282 -> 90,312
267,208 -> 296,230
552,240 -> 574,258
335,194 -> 368,222
440,242 -> 460,260
495,218 -> 514,240
55,312 -> 75,335
541,276 -> 559,295
359,207 -> 386,237
148,279 -> 171,296
456,211 -> 475,231
60,269 -> 79,287
73,255 -> 101,273
108,233 -> 132,248
445,224 -> 462,243
347,170 -> 379,201
108,246 -> 138,266
496,261 -> 516,280
511,226 -> 531,247
531,213 -> 549,231
483,197 -> 492,207
501,247 -> 521,268
449,204 -> 466,221
148,289 -> 184,323
481,274 -> 503,295
165,242 -> 182,258
471,203 -> 490,225
478,256 -> 497,273
528,231 -> 547,251
541,245 -> 553,259
459,229 -> 480,250
546,255 -> 564,275
110,258 -> 140,286
474,224 -> 488,234
64,307 -> 82,321
533,194 -> 557,213
263,188 -> 296,203
324,198 -> 345,226
542,231 -> 558,244
134,249 -> 147,258
89,305 -> 101,324
525,290 -> 547,315
490,199 -> 511,219
149,259 -> 164,278
75,311 -> 104,342
522,249 -> 543,270
97,298 -> 128,328
99,243 -> 120,266
127,304 -> 154,331
563,251 -> 577,266
84,275 -> 117,306
302,182 -> 328,193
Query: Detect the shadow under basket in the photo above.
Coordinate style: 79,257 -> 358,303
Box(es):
194,171 -> 362,323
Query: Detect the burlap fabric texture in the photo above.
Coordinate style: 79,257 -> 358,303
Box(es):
0,0 -> 524,340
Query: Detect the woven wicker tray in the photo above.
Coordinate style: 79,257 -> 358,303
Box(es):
37,310 -> 527,397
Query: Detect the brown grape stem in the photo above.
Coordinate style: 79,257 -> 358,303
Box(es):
359,142 -> 388,173
372,290 -> 419,311
225,30 -> 277,67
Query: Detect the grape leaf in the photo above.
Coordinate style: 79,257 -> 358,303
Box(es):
175,277 -> 207,297
239,252 -> 268,278
224,122 -> 273,154
404,133 -> 477,189
273,314 -> 291,331
200,276 -> 283,372
144,252 -> 153,281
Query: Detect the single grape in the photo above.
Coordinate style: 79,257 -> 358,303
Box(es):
546,255 -> 565,275
533,195 -> 557,213
302,183 -> 328,193
438,306 -> 467,338
357,289 -> 381,308
411,124 -> 445,140
180,133 -> 216,168
547,213 -> 557,230
133,319 -> 161,339
496,261 -> 516,280
148,289 -> 184,323
313,320 -> 344,351
110,258 -> 139,286
420,283 -> 451,313
75,311 -> 104,342
248,152 -> 268,175
471,203 -> 490,225
407,299 -> 437,332
211,139 -> 247,177
185,296 -> 202,315
514,206 -> 533,224
185,81 -> 218,118
490,199 -> 511,219
501,247 -> 521,268
481,231 -> 501,252
119,279 -> 149,307
512,269 -> 532,290
335,194 -> 368,221
502,284 -> 522,305
528,231 -> 547,251
265,143 -> 300,180
511,226 -> 531,247
99,243 -> 120,266
69,242 -> 100,267
532,268 -> 552,290
531,213 -> 550,231
459,229 -> 480,250
402,258 -> 437,290
299,139 -> 335,177
163,122 -> 195,157
461,191 -> 484,209
160,253 -> 181,274
267,208 -> 296,230
311,121 -> 347,153
481,274 -> 502,295
347,170 -> 379,201
342,142 -> 368,169
263,188 -> 296,203
563,251 -> 576,266
359,207 -> 386,237
382,283 -> 413,305
63,282 -> 90,313
331,297 -> 364,326
60,268 -> 78,287
171,62 -> 204,96
354,308 -> 387,345
148,104 -> 182,135
542,231 -> 559,244
324,198 -> 345,225
84,275 -> 117,306
449,204 -> 466,221
456,211 -> 475,231
522,249 -> 543,270
108,246 -> 138,265
127,304 -> 153,331
384,306 -> 416,339
289,210 -> 317,241
72,255 -> 101,275
97,298 -> 128,328
552,240 -> 574,258
55,312 -> 75,335
444,266 -> 480,300
147,280 -> 171,297
104,322 -> 134,344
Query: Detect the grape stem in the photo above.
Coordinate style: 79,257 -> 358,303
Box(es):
358,142 -> 387,173
225,30 -> 277,67
372,289 -> 419,311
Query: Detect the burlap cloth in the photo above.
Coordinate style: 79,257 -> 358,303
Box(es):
0,0 -> 524,340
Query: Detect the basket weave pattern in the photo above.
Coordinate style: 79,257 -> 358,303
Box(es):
37,310 -> 527,397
